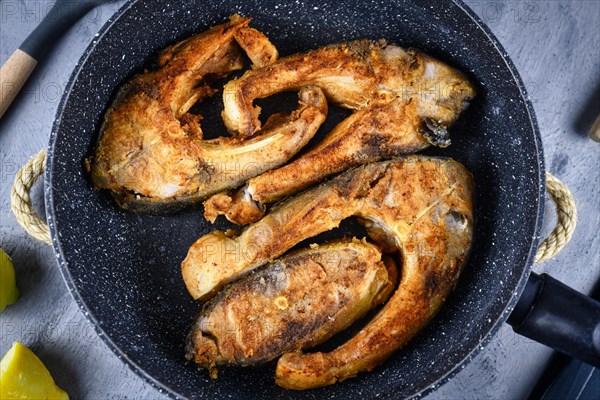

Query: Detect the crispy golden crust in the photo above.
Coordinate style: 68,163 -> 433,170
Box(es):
182,156 -> 472,388
185,239 -> 397,378
233,25 -> 279,68
206,40 -> 475,224
87,16 -> 329,212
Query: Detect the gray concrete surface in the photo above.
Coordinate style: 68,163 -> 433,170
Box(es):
1,1 -> 598,398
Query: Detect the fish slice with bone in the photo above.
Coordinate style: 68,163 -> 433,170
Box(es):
183,156 -> 474,388
186,239 -> 398,379
86,15 -> 327,211
204,39 -> 476,224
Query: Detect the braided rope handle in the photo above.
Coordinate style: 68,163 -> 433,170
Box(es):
534,172 -> 578,263
11,149 -> 51,244
11,150 -> 578,262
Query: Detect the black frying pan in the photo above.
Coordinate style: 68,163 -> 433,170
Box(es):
44,0 -> 600,398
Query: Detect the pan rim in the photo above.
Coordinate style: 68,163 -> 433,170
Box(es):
44,0 -> 545,398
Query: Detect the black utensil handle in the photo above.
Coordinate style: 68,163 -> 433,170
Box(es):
20,1 -> 97,60
507,272 -> 600,367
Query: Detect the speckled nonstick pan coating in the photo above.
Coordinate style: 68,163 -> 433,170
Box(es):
44,0 -> 544,398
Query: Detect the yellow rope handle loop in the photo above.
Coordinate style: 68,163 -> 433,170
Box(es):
10,149 -> 51,244
535,172 -> 578,263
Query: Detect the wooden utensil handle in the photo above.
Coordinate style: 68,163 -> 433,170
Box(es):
0,49 -> 37,119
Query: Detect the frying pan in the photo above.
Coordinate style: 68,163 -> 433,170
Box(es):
37,0 -> 600,398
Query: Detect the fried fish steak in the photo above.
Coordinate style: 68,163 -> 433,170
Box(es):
183,156 -> 473,388
185,239 -> 397,378
205,40 -> 475,224
222,40 -> 475,137
87,15 -> 328,212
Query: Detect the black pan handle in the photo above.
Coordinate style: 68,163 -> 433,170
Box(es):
507,272 -> 600,367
